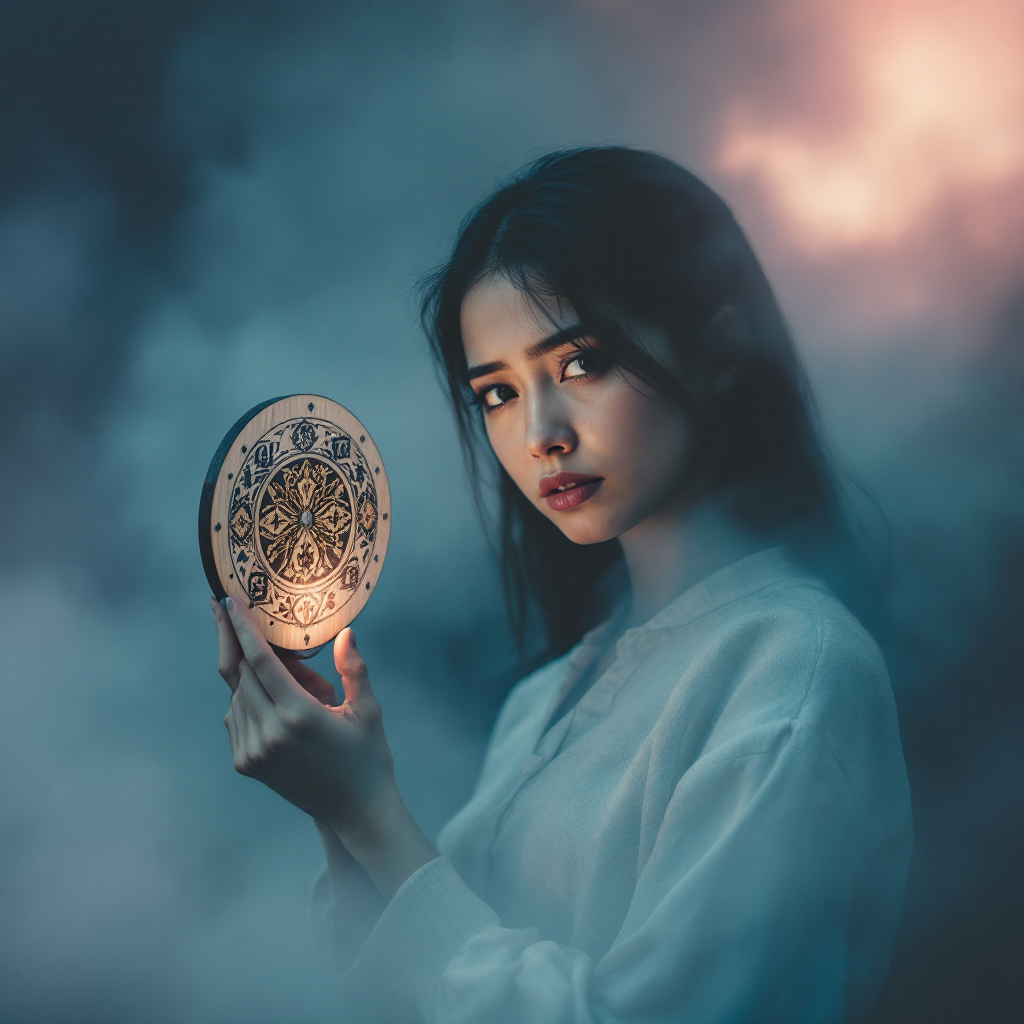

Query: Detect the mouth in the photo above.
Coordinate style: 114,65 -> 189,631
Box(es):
539,471 -> 604,511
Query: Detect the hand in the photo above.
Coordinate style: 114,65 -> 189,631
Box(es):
211,596 -> 436,898
212,598 -> 339,707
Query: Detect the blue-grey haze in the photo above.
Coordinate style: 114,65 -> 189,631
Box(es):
0,3 -> 1019,1022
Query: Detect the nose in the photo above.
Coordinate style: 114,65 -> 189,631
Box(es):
524,386 -> 578,459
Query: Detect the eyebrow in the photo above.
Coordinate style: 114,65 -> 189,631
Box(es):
465,324 -> 588,381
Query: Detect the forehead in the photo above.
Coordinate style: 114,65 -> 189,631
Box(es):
460,275 -> 575,365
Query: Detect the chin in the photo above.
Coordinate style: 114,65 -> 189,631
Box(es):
546,509 -> 623,546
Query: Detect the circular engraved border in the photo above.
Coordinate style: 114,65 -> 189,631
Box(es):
199,395 -> 391,655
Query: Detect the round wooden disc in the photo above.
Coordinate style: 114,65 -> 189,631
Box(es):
198,395 -> 391,657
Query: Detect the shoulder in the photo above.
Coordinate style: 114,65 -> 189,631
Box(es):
695,572 -> 887,716
692,575 -> 906,809
746,575 -> 892,736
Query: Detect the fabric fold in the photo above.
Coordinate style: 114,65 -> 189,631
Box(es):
350,856 -> 500,1014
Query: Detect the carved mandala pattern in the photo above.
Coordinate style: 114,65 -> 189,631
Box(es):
259,460 -> 351,584
227,416 -> 381,631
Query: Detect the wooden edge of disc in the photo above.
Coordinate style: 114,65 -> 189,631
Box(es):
198,396 -> 287,601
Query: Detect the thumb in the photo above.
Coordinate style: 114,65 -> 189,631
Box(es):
334,628 -> 373,705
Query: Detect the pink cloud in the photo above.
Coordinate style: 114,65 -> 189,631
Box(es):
715,0 -> 1024,254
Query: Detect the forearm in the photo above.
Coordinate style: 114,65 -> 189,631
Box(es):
311,820 -> 387,969
333,784 -> 439,901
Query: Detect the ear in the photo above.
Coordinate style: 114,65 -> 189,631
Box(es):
702,305 -> 750,395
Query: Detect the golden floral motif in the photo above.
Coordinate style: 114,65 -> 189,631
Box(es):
258,459 -> 352,586
358,495 -> 378,535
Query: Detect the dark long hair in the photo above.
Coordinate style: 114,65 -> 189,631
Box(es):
420,146 -> 884,656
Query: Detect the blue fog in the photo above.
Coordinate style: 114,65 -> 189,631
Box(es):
0,3 -> 1020,1022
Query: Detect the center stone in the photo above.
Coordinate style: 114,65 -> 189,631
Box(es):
300,510 -> 313,528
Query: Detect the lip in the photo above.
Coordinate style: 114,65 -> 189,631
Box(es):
539,471 -> 604,511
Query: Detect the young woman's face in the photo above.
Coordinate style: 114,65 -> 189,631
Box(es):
461,274 -> 694,546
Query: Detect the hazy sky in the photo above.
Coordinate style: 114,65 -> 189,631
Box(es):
0,2 -> 1020,1021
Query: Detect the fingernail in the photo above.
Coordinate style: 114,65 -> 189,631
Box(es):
348,629 -> 357,649
224,596 -> 235,613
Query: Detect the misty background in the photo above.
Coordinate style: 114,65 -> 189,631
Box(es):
0,1 -> 1020,1021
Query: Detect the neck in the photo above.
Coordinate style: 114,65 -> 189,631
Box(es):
619,495 -> 765,628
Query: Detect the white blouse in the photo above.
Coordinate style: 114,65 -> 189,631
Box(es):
312,547 -> 912,1023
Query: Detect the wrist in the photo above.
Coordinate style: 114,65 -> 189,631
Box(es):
333,786 -> 438,900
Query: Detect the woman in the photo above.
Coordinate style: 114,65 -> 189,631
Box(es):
211,147 -> 912,1023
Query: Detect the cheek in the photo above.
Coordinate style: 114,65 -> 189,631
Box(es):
584,382 -> 691,498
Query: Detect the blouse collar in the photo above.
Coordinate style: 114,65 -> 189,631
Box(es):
582,545 -> 807,648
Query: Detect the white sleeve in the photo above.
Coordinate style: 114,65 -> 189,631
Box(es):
347,719 -> 887,1024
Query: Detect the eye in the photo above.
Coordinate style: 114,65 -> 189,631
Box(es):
480,383 -> 518,409
562,350 -> 604,380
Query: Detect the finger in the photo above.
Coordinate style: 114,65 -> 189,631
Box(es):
284,657 -> 339,706
212,597 -> 243,692
237,658 -> 276,726
224,690 -> 249,771
224,698 -> 240,752
236,685 -> 264,763
333,628 -> 373,706
224,597 -> 310,708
